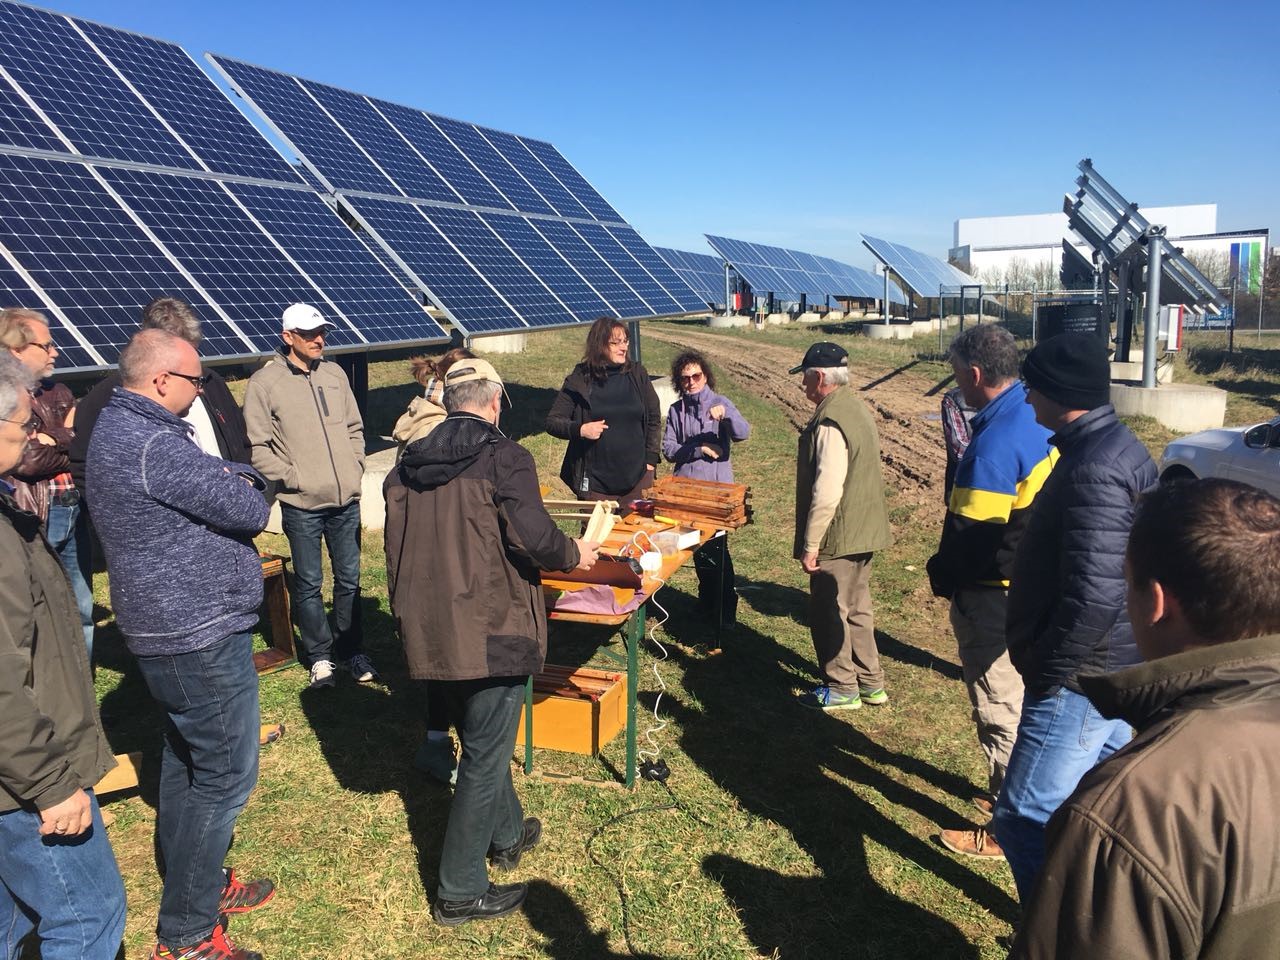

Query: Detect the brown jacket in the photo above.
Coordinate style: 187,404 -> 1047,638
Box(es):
1013,632 -> 1280,960
8,380 -> 75,521
383,413 -> 579,681
0,492 -> 113,814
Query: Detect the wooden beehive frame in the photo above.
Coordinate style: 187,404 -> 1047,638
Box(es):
543,498 -> 618,543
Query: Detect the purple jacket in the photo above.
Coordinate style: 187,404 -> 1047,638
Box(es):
662,387 -> 750,483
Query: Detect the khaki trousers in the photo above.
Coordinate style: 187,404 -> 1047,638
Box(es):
949,587 -> 1024,797
809,553 -> 883,695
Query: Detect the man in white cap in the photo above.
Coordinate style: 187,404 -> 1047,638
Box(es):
243,304 -> 377,688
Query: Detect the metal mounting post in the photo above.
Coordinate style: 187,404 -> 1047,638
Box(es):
1142,227 -> 1165,388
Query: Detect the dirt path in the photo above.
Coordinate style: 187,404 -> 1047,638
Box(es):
646,326 -> 949,524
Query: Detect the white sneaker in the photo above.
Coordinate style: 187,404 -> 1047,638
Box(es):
343,653 -> 379,683
308,660 -> 337,689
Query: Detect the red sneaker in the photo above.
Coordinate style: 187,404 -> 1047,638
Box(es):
218,868 -> 275,915
152,922 -> 263,960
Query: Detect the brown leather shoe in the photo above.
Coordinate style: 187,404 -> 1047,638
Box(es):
972,796 -> 994,821
939,827 -> 1005,860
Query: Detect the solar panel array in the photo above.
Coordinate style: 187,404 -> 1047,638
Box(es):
860,234 -> 980,299
704,235 -> 903,305
654,246 -> 725,308
207,55 -> 706,333
0,0 -> 450,369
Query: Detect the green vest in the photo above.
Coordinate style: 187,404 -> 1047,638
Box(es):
794,386 -> 893,560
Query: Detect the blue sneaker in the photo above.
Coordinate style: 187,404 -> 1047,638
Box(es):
797,685 -> 862,710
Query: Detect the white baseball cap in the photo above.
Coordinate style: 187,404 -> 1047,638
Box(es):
281,303 -> 335,332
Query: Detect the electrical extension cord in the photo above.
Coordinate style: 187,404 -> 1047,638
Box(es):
640,758 -> 670,782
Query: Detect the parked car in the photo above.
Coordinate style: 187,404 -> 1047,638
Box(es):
1159,415 -> 1280,498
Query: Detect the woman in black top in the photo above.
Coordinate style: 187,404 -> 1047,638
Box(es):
546,316 -> 661,502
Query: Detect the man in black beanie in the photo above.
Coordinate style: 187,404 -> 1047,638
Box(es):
990,331 -> 1157,904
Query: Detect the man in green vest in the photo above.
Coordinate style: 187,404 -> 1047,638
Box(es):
792,342 -> 893,710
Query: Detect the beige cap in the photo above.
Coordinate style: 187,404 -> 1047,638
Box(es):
281,302 -> 335,332
443,357 -> 511,409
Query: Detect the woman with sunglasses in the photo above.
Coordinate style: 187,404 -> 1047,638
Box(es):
663,350 -> 750,625
546,316 -> 661,503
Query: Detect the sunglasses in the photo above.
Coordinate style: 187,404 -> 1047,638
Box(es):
167,370 -> 211,389
679,372 -> 705,383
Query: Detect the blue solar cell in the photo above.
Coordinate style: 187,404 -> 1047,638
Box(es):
97,167 -> 363,351
525,219 -> 649,319
344,196 -> 522,334
74,21 -> 299,183
0,260 -> 98,368
0,153 -> 247,364
227,183 -> 447,346
571,223 -> 680,315
480,128 -> 593,220
422,207 -> 570,327
299,80 -> 459,204
0,75 -> 66,153
519,137 -> 623,223
653,247 -> 724,308
481,213 -> 610,322
861,234 -> 976,298
432,117 -> 556,216
604,226 -> 704,313
0,3 -> 198,170
211,57 -> 397,195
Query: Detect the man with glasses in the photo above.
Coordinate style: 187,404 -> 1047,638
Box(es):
0,308 -> 94,656
87,329 -> 274,960
243,303 -> 375,689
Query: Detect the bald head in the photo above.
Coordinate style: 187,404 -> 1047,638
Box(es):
119,328 -> 205,417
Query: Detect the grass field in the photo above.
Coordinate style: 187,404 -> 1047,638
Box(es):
86,322 -> 1279,959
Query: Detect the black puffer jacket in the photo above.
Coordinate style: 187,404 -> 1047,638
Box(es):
1006,405 -> 1157,694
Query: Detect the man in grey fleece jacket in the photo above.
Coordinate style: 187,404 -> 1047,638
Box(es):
242,303 -> 374,689
87,330 -> 275,960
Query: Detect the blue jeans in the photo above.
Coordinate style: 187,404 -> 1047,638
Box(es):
279,500 -> 363,666
134,632 -> 260,947
991,686 -> 1131,902
45,501 -> 94,658
0,791 -> 125,960
437,677 -> 526,902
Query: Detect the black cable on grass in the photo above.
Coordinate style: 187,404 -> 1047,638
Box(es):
584,781 -> 714,957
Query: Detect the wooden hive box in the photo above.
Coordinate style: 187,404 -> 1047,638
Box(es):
516,665 -> 626,756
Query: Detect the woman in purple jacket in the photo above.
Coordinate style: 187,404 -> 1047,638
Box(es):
663,350 -> 750,624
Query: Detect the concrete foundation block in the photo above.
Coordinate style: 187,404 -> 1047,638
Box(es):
707,314 -> 749,328
911,320 -> 933,336
765,313 -> 789,325
651,375 -> 678,412
1110,382 -> 1227,433
1111,360 -> 1173,384
471,332 -> 528,354
862,322 -> 913,340
796,312 -> 823,323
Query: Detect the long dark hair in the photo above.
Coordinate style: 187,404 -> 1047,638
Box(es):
582,316 -> 629,381
670,350 -> 716,394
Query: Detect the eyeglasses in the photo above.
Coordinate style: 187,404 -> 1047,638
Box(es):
1,415 -> 38,433
166,370 -> 210,390
679,372 -> 705,383
607,337 -> 630,347
24,340 -> 56,354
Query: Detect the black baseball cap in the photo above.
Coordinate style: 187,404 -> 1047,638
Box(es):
789,341 -> 849,375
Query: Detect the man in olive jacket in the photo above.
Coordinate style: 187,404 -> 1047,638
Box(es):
791,342 -> 893,711
1014,478 -> 1280,959
0,354 -> 124,959
383,358 -> 597,926
243,303 -> 374,689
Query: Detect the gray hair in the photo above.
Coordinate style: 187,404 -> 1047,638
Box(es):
119,328 -> 187,388
141,297 -> 202,345
949,324 -> 1019,386
443,379 -> 501,414
0,352 -> 33,419
807,365 -> 849,387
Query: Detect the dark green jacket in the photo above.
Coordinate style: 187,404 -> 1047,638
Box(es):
1014,632 -> 1280,959
0,492 -> 113,814
794,386 -> 892,560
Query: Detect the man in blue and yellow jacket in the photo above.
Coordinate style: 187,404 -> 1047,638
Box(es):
926,324 -> 1055,861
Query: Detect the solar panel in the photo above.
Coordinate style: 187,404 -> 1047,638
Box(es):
0,77 -> 66,153
604,226 -> 707,314
571,221 -> 682,314
861,234 -> 979,299
524,218 -> 649,318
653,246 -> 725,308
518,136 -> 624,223
0,256 -> 99,367
479,127 -> 593,220
480,212 -> 612,320
431,115 -> 556,216
704,235 -> 900,305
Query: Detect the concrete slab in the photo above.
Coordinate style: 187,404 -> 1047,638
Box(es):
471,332 -> 527,354
765,313 -> 789,325
911,320 -> 933,336
862,322 -> 913,340
707,314 -> 749,328
1111,360 -> 1173,384
1111,382 -> 1227,433
796,312 -> 823,323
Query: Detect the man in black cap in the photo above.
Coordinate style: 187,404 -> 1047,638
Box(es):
990,331 -> 1157,904
791,342 -> 893,710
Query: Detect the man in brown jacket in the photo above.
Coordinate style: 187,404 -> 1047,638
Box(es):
1013,477 -> 1280,959
792,342 -> 893,710
383,357 -> 597,926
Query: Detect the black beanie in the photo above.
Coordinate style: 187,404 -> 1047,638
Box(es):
1021,332 -> 1112,411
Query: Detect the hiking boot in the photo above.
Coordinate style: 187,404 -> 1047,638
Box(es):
152,922 -> 262,959
858,686 -> 890,706
413,736 -> 458,786
432,882 -> 528,926
797,685 -> 861,710
342,653 -> 379,683
939,827 -> 1006,861
308,660 -> 336,689
489,818 -> 542,871
218,868 -> 275,915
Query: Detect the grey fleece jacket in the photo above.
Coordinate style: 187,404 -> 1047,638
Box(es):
243,353 -> 365,511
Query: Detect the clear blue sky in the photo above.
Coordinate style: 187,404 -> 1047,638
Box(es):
51,0 -> 1280,270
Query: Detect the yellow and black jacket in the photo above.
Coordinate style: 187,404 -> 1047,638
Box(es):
926,382 -> 1055,598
